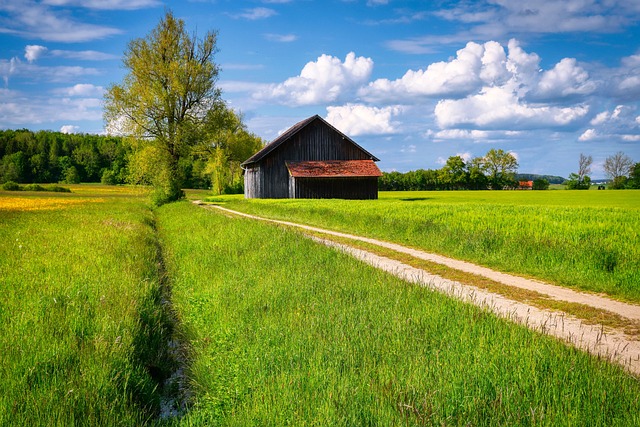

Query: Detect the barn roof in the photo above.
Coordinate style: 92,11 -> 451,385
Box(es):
241,115 -> 379,166
286,160 -> 382,178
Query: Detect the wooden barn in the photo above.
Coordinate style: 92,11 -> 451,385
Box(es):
241,115 -> 382,199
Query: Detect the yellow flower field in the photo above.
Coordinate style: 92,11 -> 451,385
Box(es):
0,196 -> 105,212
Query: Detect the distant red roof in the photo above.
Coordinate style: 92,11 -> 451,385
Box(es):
286,160 -> 383,178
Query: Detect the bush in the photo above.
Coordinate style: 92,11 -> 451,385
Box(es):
2,181 -> 21,191
63,166 -> 81,184
532,179 -> 549,190
23,183 -> 46,192
45,185 -> 72,193
101,169 -> 117,185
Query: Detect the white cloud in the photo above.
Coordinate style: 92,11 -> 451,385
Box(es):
434,129 -> 490,140
55,83 -> 104,97
360,39 -> 544,102
42,0 -> 160,10
390,1 -> 637,54
535,58 -> 596,99
621,134 -> 640,142
50,49 -> 118,61
325,104 -> 402,136
579,128 -> 598,141
264,33 -> 297,42
0,57 -> 19,86
255,52 -> 373,106
25,45 -> 48,62
434,86 -> 589,130
457,152 -> 473,162
361,41 -> 485,101
237,7 -> 277,20
60,125 -> 79,134
591,111 -> 610,125
0,1 -> 122,42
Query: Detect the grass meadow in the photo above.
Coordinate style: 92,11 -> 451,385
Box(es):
216,190 -> 640,303
2,186 -> 639,425
0,186 -> 172,425
158,201 -> 639,426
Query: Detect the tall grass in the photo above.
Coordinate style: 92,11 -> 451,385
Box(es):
218,190 -> 640,302
0,188 -> 171,425
157,202 -> 640,425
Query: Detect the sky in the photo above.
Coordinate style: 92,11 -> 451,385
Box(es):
1,1 -> 640,179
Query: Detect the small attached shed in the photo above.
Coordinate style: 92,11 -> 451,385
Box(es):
242,115 -> 382,199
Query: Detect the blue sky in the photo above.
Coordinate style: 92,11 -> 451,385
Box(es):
1,1 -> 639,179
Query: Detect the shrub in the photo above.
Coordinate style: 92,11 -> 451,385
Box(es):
532,179 -> 550,190
45,185 -> 72,193
101,169 -> 117,185
2,181 -> 21,191
23,183 -> 46,192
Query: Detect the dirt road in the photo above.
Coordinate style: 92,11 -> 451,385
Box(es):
201,203 -> 640,376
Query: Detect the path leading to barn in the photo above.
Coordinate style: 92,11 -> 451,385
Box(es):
198,202 -> 640,376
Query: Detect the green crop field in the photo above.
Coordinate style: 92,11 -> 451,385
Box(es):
2,187 -> 640,425
216,190 -> 640,303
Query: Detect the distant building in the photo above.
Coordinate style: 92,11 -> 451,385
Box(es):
241,115 -> 382,199
518,180 -> 533,190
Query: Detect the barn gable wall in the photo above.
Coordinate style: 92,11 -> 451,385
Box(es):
245,119 -> 374,198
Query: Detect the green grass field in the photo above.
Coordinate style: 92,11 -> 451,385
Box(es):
0,186 -> 171,425
215,190 -> 640,303
2,187 -> 639,425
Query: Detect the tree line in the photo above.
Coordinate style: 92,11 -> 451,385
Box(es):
0,120 -> 263,193
565,152 -> 639,189
379,149 -> 526,191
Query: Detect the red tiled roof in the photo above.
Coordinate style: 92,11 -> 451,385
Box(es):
286,160 -> 382,178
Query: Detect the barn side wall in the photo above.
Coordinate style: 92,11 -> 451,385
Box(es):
245,119 -> 375,198
292,177 -> 379,199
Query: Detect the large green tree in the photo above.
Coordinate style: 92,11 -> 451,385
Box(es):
104,11 -> 221,205
482,149 -> 518,189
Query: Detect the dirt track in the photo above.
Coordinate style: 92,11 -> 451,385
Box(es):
200,203 -> 640,376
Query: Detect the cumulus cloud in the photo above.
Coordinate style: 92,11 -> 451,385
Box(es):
325,104 -> 402,136
434,86 -> 589,130
581,105 -> 640,143
361,41 -> 485,101
535,58 -> 596,99
60,125 -> 79,134
578,128 -> 598,141
255,52 -> 373,106
361,39 -> 545,103
25,45 -> 48,62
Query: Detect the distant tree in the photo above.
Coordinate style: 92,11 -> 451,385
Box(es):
577,153 -> 592,183
482,149 -> 518,189
566,153 -> 593,189
566,173 -> 591,189
628,162 -> 640,189
532,178 -> 549,190
440,156 -> 468,190
603,152 -> 633,189
104,10 -> 221,205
